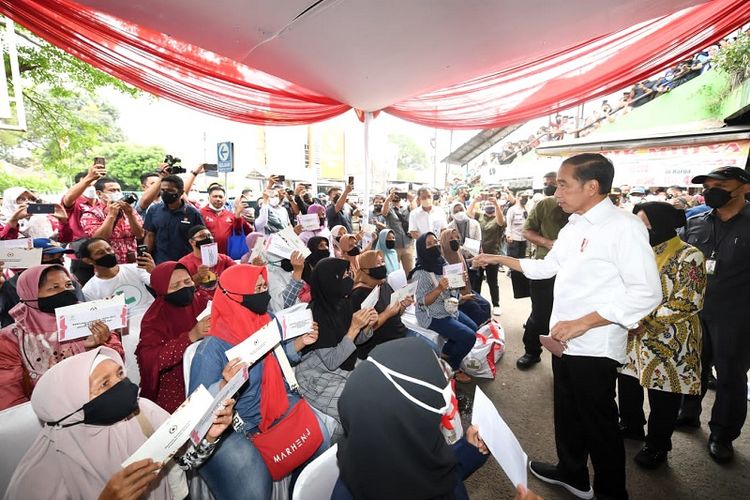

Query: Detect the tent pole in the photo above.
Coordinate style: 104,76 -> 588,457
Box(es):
363,111 -> 372,230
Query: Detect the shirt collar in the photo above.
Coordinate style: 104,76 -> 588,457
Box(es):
579,197 -> 614,225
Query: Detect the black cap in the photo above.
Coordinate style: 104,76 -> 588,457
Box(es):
691,166 -> 750,185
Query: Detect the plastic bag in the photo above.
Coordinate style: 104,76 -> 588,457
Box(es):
460,321 -> 505,379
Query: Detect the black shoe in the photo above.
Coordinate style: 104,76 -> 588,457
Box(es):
708,439 -> 734,463
618,423 -> 645,441
516,353 -> 541,370
634,445 -> 668,469
528,461 -> 593,499
674,412 -> 701,428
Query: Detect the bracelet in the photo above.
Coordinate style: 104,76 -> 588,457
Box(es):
191,170 -> 200,176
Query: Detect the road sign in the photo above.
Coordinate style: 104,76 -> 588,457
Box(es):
217,142 -> 234,173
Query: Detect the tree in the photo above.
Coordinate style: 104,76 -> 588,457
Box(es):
92,143 -> 167,190
388,133 -> 429,171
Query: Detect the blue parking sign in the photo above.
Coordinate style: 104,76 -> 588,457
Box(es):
217,142 -> 234,173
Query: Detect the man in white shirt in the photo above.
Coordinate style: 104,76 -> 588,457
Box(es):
474,154 -> 661,500
408,187 -> 447,240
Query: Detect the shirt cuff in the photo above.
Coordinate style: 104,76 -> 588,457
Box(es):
596,304 -> 639,330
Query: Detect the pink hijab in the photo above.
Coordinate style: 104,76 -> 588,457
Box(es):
10,264 -> 63,334
241,231 -> 264,263
5,347 -> 171,500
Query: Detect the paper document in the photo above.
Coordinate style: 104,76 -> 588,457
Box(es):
360,223 -> 376,234
387,268 -> 407,291
360,285 -> 380,309
248,236 -> 267,263
297,213 -> 321,231
56,295 -> 128,342
0,238 -> 32,249
276,303 -> 314,340
200,242 -> 219,268
122,385 -> 214,467
0,247 -> 42,269
190,365 -> 249,445
464,238 -> 481,256
443,263 -> 466,289
196,301 -> 212,321
266,227 -> 311,259
471,386 -> 528,487
225,320 -> 281,365
390,281 -> 418,306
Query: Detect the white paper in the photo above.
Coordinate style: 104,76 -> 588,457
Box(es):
249,236 -> 267,263
0,238 -> 32,249
390,281 -> 418,306
471,386 -> 528,488
443,263 -> 465,289
360,285 -> 380,309
56,295 -> 128,342
0,247 -> 42,269
464,238 -> 481,256
266,227 -> 312,260
297,213 -> 321,231
196,301 -> 212,321
224,320 -> 281,365
190,365 -> 249,445
387,268 -> 407,291
200,242 -> 219,268
276,303 -> 314,340
360,223 -> 376,234
123,385 -> 214,467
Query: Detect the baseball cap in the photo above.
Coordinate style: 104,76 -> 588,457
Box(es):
630,187 -> 646,195
691,166 -> 750,185
33,238 -> 74,255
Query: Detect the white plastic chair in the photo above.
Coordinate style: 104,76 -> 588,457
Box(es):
0,402 -> 43,497
401,308 -> 446,352
182,339 -> 202,395
292,444 -> 340,500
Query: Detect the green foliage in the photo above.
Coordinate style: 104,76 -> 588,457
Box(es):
388,133 -> 429,171
714,32 -> 750,88
0,168 -> 65,194
92,143 -> 166,190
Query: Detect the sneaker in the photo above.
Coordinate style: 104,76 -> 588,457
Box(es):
634,445 -> 668,469
529,461 -> 593,499
492,306 -> 503,316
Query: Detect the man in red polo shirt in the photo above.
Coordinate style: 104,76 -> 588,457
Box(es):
199,184 -> 252,255
178,225 -> 236,295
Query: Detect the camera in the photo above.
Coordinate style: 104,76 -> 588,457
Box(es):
122,193 -> 137,205
164,155 -> 186,174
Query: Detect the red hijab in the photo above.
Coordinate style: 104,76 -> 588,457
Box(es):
211,264 -> 288,430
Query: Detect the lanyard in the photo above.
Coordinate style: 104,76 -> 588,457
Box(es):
710,216 -> 738,259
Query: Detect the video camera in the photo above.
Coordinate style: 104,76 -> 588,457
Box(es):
164,155 -> 186,175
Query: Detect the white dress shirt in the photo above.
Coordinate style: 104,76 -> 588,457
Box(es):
519,197 -> 661,363
408,206 -> 447,238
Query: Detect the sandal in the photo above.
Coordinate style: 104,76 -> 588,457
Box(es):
454,371 -> 472,383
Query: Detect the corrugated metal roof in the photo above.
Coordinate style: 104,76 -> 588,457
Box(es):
442,125 -> 522,165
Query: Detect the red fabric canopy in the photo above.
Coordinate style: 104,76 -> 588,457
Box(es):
2,0 -> 749,129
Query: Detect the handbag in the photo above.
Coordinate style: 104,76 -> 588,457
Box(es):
227,227 -> 249,260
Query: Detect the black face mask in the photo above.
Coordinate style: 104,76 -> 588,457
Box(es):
543,185 -> 557,196
38,289 -> 78,313
385,240 -> 396,250
347,246 -> 361,257
240,290 -> 271,315
520,198 -> 528,206
368,265 -> 388,280
310,249 -> 329,265
425,245 -> 442,260
161,191 -> 181,205
164,285 -> 195,307
334,236 -> 342,243
373,205 -> 383,213
340,276 -> 354,298
319,218 -> 326,227
94,253 -> 118,268
195,237 -> 214,248
48,378 -> 139,428
703,187 -> 734,209
449,240 -> 460,252
274,259 -> 294,272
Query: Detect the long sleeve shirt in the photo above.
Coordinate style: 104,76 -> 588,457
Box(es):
519,197 -> 661,363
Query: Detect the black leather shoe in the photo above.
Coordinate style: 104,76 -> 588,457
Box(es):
528,461 -> 593,499
634,445 -> 668,469
516,353 -> 541,370
674,412 -> 701,428
708,439 -> 734,463
618,423 -> 645,441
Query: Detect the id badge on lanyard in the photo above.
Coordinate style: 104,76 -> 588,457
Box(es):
706,251 -> 717,276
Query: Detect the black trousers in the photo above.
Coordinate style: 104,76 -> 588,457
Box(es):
522,277 -> 555,357
553,355 -> 627,499
69,259 -> 94,287
473,263 -> 500,307
506,240 -> 527,258
680,316 -> 750,442
617,374 -> 682,451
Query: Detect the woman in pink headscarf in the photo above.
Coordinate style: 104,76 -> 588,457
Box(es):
0,264 -> 123,411
299,204 -> 332,248
240,231 -> 264,264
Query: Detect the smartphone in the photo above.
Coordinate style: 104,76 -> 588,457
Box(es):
26,203 -> 55,214
93,156 -> 106,167
276,174 -> 286,182
348,176 -> 354,186
396,192 -> 408,200
202,163 -> 218,173
137,245 -> 148,257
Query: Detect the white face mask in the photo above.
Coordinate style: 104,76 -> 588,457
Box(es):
453,211 -> 468,222
367,356 -> 452,415
269,196 -> 280,207
83,186 -> 97,200
106,191 -> 123,203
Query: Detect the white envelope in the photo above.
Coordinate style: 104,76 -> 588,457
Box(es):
0,238 -> 32,249
249,236 -> 267,263
266,227 -> 312,260
464,238 -> 481,256
297,213 -> 321,231
200,242 -> 219,267
0,247 -> 42,269
196,301 -> 212,321
390,281 -> 418,306
224,320 -> 281,365
471,386 -> 528,488
360,285 -> 380,309
190,364 -> 249,445
360,223 -> 376,234
276,303 -> 314,340
56,295 -> 128,342
122,385 -> 214,467
387,269 -> 408,291
443,263 -> 465,289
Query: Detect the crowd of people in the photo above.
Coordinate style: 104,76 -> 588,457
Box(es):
0,151 -> 747,500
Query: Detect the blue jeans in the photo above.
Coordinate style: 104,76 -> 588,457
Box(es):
404,328 -> 440,354
459,292 -> 491,326
198,407 -> 330,500
430,312 -> 477,370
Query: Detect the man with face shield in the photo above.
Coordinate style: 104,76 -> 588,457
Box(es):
677,166 -> 750,463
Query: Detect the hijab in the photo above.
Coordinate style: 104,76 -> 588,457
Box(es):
633,202 -> 687,247
409,232 -> 446,279
303,236 -> 329,283
354,250 -> 385,290
439,228 -> 462,265
2,187 -> 33,219
330,224 -> 346,257
337,338 -> 457,500
307,204 -> 326,229
376,229 -> 400,274
6,347 -> 171,500
307,258 -> 357,371
137,261 -> 209,401
2,187 -> 52,237
240,231 -> 264,263
211,264 -> 289,430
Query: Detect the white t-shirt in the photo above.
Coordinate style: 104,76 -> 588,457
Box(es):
82,264 -> 155,318
408,206 -> 447,238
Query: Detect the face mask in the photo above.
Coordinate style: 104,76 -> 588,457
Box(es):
269,196 -> 280,207
106,191 -> 123,203
543,185 -> 557,196
368,265 -> 388,280
310,249 -> 329,265
452,211 -> 467,222
520,198 -> 528,206
334,236 -> 342,243
38,289 -> 78,313
484,205 -> 496,215
449,240 -> 460,252
161,191 -> 181,205
319,218 -> 326,227
94,253 -> 118,268
340,276 -> 354,298
425,245 -> 441,260
703,187 -> 734,209
195,237 -> 214,248
630,195 -> 643,205
240,290 -> 271,315
367,357 -> 451,415
332,194 -> 341,204
279,259 -> 294,272
385,240 -> 396,250
347,246 -> 361,257
421,199 -> 433,208
47,377 -> 140,428
164,285 -> 195,307
83,186 -> 97,200
303,194 -> 313,204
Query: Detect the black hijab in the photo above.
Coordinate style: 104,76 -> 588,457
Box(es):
307,257 -> 357,370
302,236 -> 330,283
337,338 -> 458,500
633,202 -> 686,246
408,232 -> 447,280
